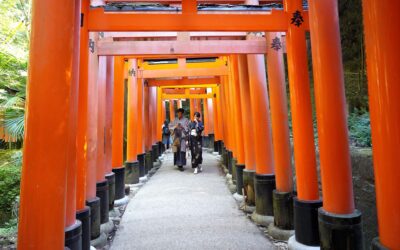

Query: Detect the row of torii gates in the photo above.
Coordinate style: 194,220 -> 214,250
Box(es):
17,0 -> 399,249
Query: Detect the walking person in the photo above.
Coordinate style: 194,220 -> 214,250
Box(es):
169,108 -> 190,171
189,112 -> 204,174
162,120 -> 171,152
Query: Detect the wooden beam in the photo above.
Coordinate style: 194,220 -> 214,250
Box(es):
162,93 -> 214,99
162,88 -> 207,94
97,40 -> 267,56
88,8 -> 307,32
104,32 -> 248,38
148,77 -> 219,87
139,66 -> 228,78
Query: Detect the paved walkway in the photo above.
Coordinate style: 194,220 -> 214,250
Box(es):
111,151 -> 275,250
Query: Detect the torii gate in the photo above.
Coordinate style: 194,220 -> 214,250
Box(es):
18,0 -> 400,250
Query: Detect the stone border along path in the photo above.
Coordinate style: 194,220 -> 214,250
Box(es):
108,150 -> 282,250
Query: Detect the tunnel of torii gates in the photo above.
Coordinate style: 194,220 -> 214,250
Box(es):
16,0 -> 399,249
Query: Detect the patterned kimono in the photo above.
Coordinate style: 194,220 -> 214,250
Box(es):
169,117 -> 190,167
189,120 -> 204,168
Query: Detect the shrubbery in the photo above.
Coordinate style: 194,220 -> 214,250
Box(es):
0,150 -> 21,226
348,110 -> 371,147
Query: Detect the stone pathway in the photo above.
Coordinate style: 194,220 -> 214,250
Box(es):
110,151 -> 276,250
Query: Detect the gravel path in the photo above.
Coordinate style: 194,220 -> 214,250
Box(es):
110,151 -> 276,250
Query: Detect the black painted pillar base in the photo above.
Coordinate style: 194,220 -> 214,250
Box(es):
112,166 -> 125,200
231,157 -> 237,184
219,141 -> 224,155
105,172 -> 115,210
96,180 -> 109,224
318,208 -> 363,250
125,161 -> 139,184
227,150 -> 233,174
293,198 -> 322,246
86,197 -> 100,240
145,151 -> 153,173
138,153 -> 146,177
214,140 -> 219,153
208,133 -> 215,149
235,164 -> 245,195
273,191 -> 294,230
243,169 -> 256,206
76,207 -> 90,250
152,144 -> 158,162
65,220 -> 82,250
254,174 -> 276,216
157,141 -> 163,155
203,136 -> 209,149
222,147 -> 227,167
372,237 -> 389,250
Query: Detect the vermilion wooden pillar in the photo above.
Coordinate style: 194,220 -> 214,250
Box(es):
126,59 -> 138,162
190,99 -> 195,119
215,85 -> 224,150
212,86 -> 221,152
17,0 -> 80,248
150,87 -> 157,146
227,56 -> 239,187
84,32 -> 102,241
267,32 -> 293,194
105,57 -> 114,175
162,100 -> 166,124
136,76 -> 146,177
206,89 -> 215,134
177,100 -> 182,109
203,98 -> 209,136
149,87 -> 159,160
104,56 -> 116,212
169,100 -> 175,121
284,0 -> 321,246
96,56 -> 110,225
96,56 -> 107,183
237,55 -> 257,207
220,77 -> 231,170
231,56 -> 246,197
144,86 -> 151,151
231,56 -> 244,165
157,88 -> 163,142
76,1 -> 94,248
227,58 -> 238,164
266,32 -> 294,231
125,59 -> 140,184
65,0 -> 81,239
112,57 -> 125,169
362,2 -> 400,249
247,49 -> 275,222
308,0 -> 363,248
111,56 -> 126,201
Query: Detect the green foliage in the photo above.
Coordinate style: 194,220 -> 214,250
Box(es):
348,110 -> 371,147
0,217 -> 18,245
0,0 -> 30,143
0,154 -> 21,225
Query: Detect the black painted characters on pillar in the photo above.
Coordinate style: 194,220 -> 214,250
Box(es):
128,68 -> 136,77
291,10 -> 304,27
271,37 -> 282,51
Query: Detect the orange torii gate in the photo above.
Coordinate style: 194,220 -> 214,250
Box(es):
17,0 -> 400,250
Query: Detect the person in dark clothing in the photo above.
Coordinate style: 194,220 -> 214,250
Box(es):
162,120 -> 171,151
189,112 -> 204,174
169,108 -> 190,171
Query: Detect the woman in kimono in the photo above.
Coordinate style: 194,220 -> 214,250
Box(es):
169,108 -> 189,171
189,112 -> 204,174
